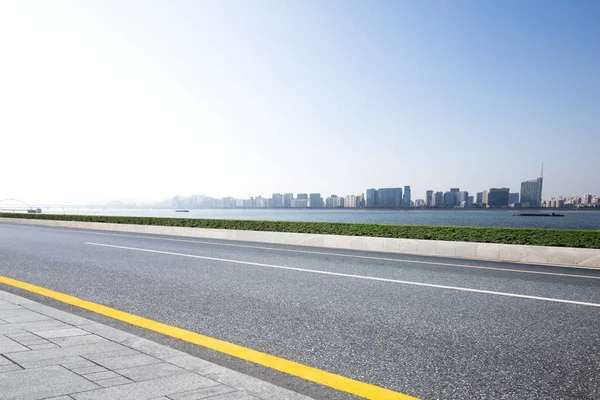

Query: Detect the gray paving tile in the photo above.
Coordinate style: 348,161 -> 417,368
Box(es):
116,362 -> 187,382
165,356 -> 309,400
95,376 -> 134,387
84,370 -> 121,381
68,365 -> 107,375
91,353 -> 162,370
5,341 -> 129,364
0,308 -> 50,323
5,330 -> 33,338
49,334 -> 108,347
82,348 -> 139,361
0,291 -> 34,305
0,355 -> 15,365
61,359 -> 98,369
121,336 -> 188,360
0,320 -> 69,334
0,363 -> 22,373
28,343 -> 59,350
208,393 -> 258,400
17,356 -> 87,369
168,385 -> 237,400
23,303 -> 96,326
0,335 -> 29,353
0,365 -> 98,400
79,324 -> 134,343
71,373 -> 217,400
32,328 -> 90,339
13,338 -> 50,346
0,302 -> 21,310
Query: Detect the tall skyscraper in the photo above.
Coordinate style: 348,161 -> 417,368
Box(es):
297,193 -> 308,200
309,193 -> 323,208
283,193 -> 293,208
443,191 -> 454,207
377,188 -> 403,208
403,186 -> 411,207
476,192 -> 483,203
366,189 -> 377,208
325,195 -> 343,208
520,166 -> 544,207
433,191 -> 444,207
458,191 -> 469,204
271,193 -> 283,208
450,188 -> 460,206
344,195 -> 359,208
425,190 -> 433,208
485,188 -> 510,207
509,193 -> 520,205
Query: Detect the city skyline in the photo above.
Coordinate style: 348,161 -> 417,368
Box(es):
1,2 -> 598,205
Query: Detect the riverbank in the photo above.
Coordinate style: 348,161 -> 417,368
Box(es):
4,208 -> 600,229
2,213 -> 599,249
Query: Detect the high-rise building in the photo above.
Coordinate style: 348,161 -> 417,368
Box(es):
520,167 -> 544,207
485,188 -> 510,207
297,193 -> 308,200
520,178 -> 543,207
425,190 -> 433,208
366,189 -> 377,208
433,191 -> 444,207
403,186 -> 411,207
482,190 -> 489,205
458,191 -> 469,204
377,188 -> 403,208
450,188 -> 460,207
358,193 -> 365,208
283,193 -> 293,208
582,193 -> 593,204
467,196 -> 474,206
325,195 -> 344,208
271,193 -> 283,208
344,195 -> 359,208
291,199 -> 308,208
309,193 -> 323,208
476,192 -> 483,203
509,193 -> 520,205
443,191 -> 454,207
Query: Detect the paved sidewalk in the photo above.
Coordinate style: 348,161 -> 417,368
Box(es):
0,290 -> 313,400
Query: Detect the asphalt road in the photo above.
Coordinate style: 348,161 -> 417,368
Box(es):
1,222 -> 600,399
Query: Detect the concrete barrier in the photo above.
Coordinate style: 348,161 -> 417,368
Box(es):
2,217 -> 600,269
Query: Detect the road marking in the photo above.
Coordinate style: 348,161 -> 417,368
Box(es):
4,222 -> 600,280
86,242 -> 600,308
0,275 -> 416,400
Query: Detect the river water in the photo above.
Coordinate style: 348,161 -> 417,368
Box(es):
32,208 -> 600,230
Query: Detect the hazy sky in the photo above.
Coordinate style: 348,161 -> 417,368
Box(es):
1,1 -> 598,205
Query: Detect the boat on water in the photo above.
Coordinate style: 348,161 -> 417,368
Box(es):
27,208 -> 42,214
175,209 -> 190,213
514,212 -> 564,217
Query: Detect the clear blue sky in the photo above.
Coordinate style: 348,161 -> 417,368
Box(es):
0,0 -> 598,203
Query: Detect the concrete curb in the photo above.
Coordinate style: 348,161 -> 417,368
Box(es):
2,217 -> 600,269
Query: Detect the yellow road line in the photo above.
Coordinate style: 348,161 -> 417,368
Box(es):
0,275 -> 417,400
4,222 -> 600,279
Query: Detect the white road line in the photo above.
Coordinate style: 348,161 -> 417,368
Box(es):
85,242 -> 600,308
6,223 -> 600,280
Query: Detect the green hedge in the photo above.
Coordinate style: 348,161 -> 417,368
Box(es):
1,212 -> 600,249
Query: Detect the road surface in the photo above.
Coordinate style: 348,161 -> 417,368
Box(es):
1,222 -> 599,399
